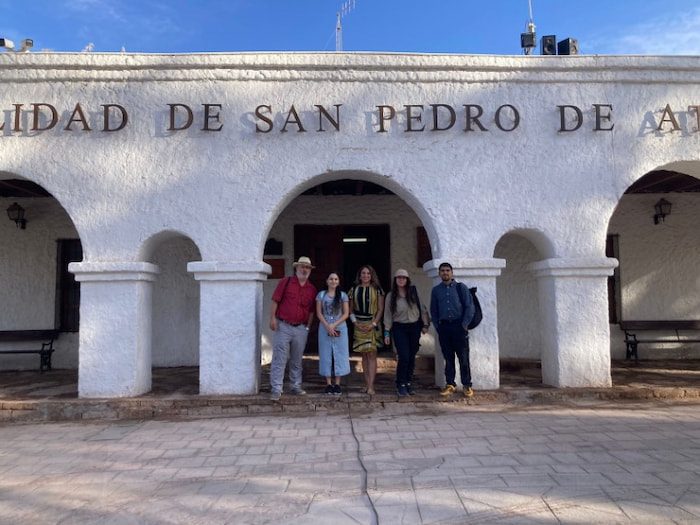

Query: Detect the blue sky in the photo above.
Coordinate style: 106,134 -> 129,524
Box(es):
1,0 -> 700,55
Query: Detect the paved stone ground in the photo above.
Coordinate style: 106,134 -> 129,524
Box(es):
2,359 -> 699,423
1,358 -> 698,400
2,358 -> 698,400
1,401 -> 699,524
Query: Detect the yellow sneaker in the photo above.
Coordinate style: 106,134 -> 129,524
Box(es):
464,387 -> 474,398
440,384 -> 455,397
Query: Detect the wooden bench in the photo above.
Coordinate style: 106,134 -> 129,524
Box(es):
620,321 -> 700,361
0,330 -> 60,372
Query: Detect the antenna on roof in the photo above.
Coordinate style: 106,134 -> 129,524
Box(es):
520,0 -> 536,55
336,0 -> 356,52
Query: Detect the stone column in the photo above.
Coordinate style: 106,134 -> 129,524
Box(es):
529,257 -> 618,387
69,262 -> 159,398
425,258 -> 506,390
187,261 -> 270,395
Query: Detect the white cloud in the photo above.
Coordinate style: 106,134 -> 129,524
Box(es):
589,7 -> 700,55
63,0 -> 127,23
59,0 -> 183,50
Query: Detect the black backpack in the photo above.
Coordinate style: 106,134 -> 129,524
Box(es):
456,283 -> 483,330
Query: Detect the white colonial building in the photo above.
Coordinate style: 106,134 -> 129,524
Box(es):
0,53 -> 698,397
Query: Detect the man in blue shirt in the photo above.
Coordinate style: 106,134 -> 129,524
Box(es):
430,262 -> 475,398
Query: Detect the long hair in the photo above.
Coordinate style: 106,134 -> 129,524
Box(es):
353,265 -> 382,291
389,276 -> 416,315
325,273 -> 343,314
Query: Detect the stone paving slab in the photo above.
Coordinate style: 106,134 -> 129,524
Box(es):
0,402 -> 699,523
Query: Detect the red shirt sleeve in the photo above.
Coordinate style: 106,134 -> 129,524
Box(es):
306,283 -> 318,313
271,277 -> 289,303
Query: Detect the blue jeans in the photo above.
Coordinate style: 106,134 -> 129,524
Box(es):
392,321 -> 421,387
437,321 -> 471,387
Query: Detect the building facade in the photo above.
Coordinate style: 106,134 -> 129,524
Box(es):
1,53 -> 698,397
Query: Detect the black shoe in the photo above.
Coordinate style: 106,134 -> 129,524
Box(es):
397,385 -> 409,397
333,384 -> 342,395
406,383 -> 416,396
324,385 -> 334,395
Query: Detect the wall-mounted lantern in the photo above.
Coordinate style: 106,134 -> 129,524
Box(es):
6,202 -> 27,229
653,198 -> 672,225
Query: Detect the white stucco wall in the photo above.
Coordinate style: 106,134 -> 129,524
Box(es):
5,53 -> 697,265
0,197 -> 78,330
494,233 -> 543,359
1,53 -> 699,391
0,196 -> 80,369
609,193 -> 700,320
608,191 -> 700,358
149,236 -> 201,366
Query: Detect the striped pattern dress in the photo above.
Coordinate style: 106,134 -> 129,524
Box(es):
349,285 -> 384,353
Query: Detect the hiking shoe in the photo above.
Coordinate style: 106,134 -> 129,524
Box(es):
333,384 -> 342,395
290,388 -> 306,396
464,387 -> 474,398
270,391 -> 281,401
397,385 -> 409,397
324,385 -> 334,395
440,384 -> 455,397
406,383 -> 416,396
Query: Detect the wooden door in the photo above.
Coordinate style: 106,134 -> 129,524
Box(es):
341,225 -> 391,292
294,225 -> 344,290
294,224 -> 391,354
294,224 -> 390,294
294,226 -> 344,353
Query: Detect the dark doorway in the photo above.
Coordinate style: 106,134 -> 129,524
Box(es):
294,224 -> 391,292
341,225 -> 391,292
294,224 -> 391,353
56,239 -> 83,332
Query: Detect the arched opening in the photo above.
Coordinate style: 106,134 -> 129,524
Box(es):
607,165 -> 700,366
0,174 -> 82,386
493,229 -> 550,386
261,173 -> 437,394
142,231 -> 202,394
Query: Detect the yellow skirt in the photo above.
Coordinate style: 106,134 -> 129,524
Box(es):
352,319 -> 382,353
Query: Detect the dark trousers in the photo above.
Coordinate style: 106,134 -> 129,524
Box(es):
437,321 -> 471,387
391,321 -> 421,387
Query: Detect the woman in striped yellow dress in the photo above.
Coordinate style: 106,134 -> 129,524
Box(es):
348,265 -> 384,395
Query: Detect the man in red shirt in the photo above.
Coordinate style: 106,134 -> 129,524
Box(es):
269,256 -> 317,401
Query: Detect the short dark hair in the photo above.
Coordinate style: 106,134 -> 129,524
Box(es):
438,262 -> 453,271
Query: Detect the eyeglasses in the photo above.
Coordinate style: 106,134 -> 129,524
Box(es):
396,276 -> 408,279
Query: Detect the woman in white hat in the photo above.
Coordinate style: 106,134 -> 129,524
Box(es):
383,269 -> 430,396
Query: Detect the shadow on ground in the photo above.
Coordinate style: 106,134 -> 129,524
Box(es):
0,357 -> 698,400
